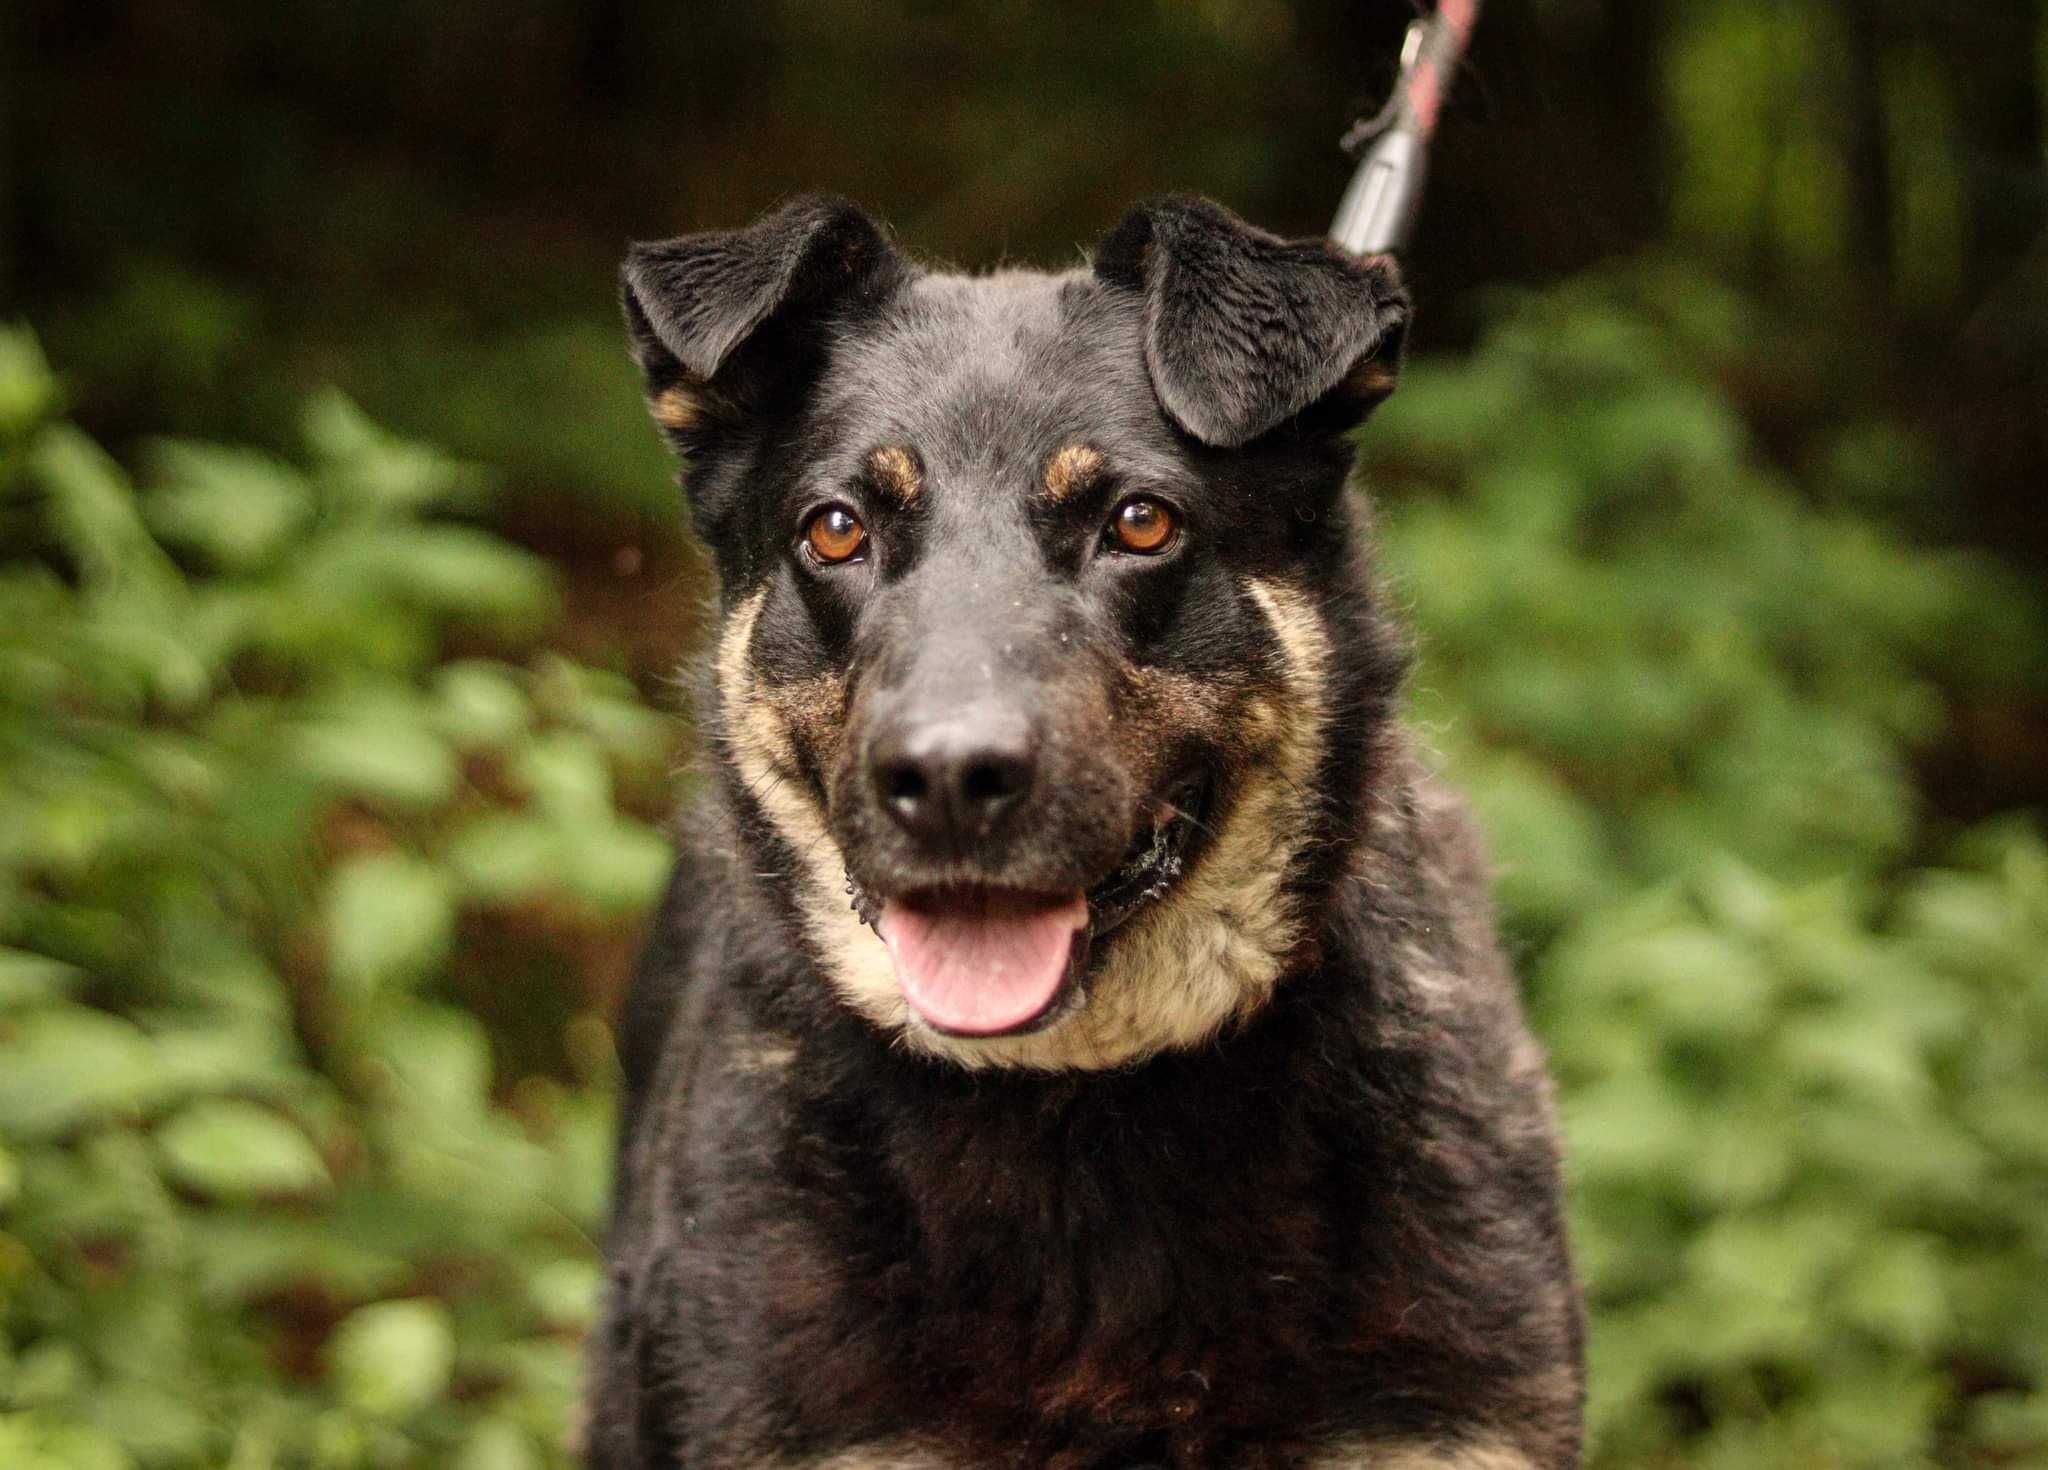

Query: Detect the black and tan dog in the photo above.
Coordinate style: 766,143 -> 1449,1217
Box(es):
587,195 -> 1583,1469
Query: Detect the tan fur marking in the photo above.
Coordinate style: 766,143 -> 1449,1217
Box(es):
794,1449 -> 949,1470
649,383 -> 703,431
717,592 -> 909,1035
1305,1440 -> 1537,1469
1039,576 -> 1331,1068
1042,441 -> 1104,503
1346,356 -> 1400,403
730,1039 -> 798,1075
867,444 -> 922,504
1114,661 -> 1241,777
761,672 -> 850,764
715,579 -> 1332,1072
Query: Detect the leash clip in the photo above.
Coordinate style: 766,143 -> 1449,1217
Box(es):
1331,4 -> 1480,257
1331,125 -> 1426,259
1338,20 -> 1429,158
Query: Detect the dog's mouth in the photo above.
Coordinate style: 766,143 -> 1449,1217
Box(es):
874,887 -> 1090,1037
850,773 -> 1215,1039
1084,771 -> 1213,938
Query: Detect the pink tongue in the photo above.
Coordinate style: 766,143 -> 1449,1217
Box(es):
877,891 -> 1088,1036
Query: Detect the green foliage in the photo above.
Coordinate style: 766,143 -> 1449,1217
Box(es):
9,2 -> 2045,1464
0,327 -> 672,1468
3,254 -> 2044,1470
1363,272 -> 2048,1468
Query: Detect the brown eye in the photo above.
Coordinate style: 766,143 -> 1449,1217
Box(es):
1108,497 -> 1178,555
803,506 -> 868,564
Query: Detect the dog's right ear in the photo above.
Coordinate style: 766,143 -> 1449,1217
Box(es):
621,195 -> 904,449
1093,196 -> 1408,449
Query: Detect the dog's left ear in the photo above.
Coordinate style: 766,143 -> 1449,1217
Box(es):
1093,196 -> 1409,449
621,194 -> 906,445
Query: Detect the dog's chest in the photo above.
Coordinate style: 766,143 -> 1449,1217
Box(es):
747,1073 -> 1382,1461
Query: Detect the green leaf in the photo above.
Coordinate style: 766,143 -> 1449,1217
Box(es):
302,389 -> 477,517
454,1419 -> 543,1470
0,324 -> 62,441
28,426 -> 184,609
375,525 -> 556,624
0,948 -> 82,1009
433,661 -> 531,749
513,731 -> 613,822
144,440 -> 313,569
567,818 -> 672,913
445,812 -> 563,903
324,1298 -> 455,1420
527,1257 -> 601,1330
0,1008 -> 162,1138
292,709 -> 459,808
0,1414 -> 136,1470
189,1213 -> 411,1307
154,1099 -> 330,1199
325,852 -> 456,995
366,1004 -> 493,1120
1832,1233 -> 1951,1352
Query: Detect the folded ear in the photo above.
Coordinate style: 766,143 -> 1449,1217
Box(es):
1093,196 -> 1409,449
621,194 -> 904,443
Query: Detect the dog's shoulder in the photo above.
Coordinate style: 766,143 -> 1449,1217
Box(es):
1341,733 -> 1518,996
1330,732 -> 1567,1210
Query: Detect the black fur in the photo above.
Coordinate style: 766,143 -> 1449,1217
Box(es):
1095,197 -> 1407,448
590,195 -> 1583,1469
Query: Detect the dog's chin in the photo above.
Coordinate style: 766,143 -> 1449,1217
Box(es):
854,772 -> 1217,1040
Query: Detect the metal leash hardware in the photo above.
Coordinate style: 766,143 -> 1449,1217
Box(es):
1330,0 -> 1482,257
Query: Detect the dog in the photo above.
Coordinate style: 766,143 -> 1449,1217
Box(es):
586,194 -> 1584,1469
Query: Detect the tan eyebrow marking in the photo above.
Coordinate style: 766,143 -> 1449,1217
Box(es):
649,383 -> 703,431
866,445 -> 922,504
1043,442 -> 1104,503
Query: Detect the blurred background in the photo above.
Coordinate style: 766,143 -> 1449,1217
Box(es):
2,2 -> 2045,1466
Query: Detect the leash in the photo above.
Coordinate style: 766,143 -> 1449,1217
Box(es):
1330,0 -> 1483,256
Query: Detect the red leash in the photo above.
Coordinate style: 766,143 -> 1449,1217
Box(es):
1330,0 -> 1483,256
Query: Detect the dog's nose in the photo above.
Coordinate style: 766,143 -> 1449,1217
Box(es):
871,709 -> 1037,852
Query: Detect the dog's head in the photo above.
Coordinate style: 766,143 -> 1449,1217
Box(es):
623,194 -> 1408,1070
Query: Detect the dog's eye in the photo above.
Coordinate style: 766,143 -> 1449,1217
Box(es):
1107,497 -> 1179,556
803,506 -> 868,565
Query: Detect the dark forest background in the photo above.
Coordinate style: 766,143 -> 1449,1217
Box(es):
2,3 -> 2045,1467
